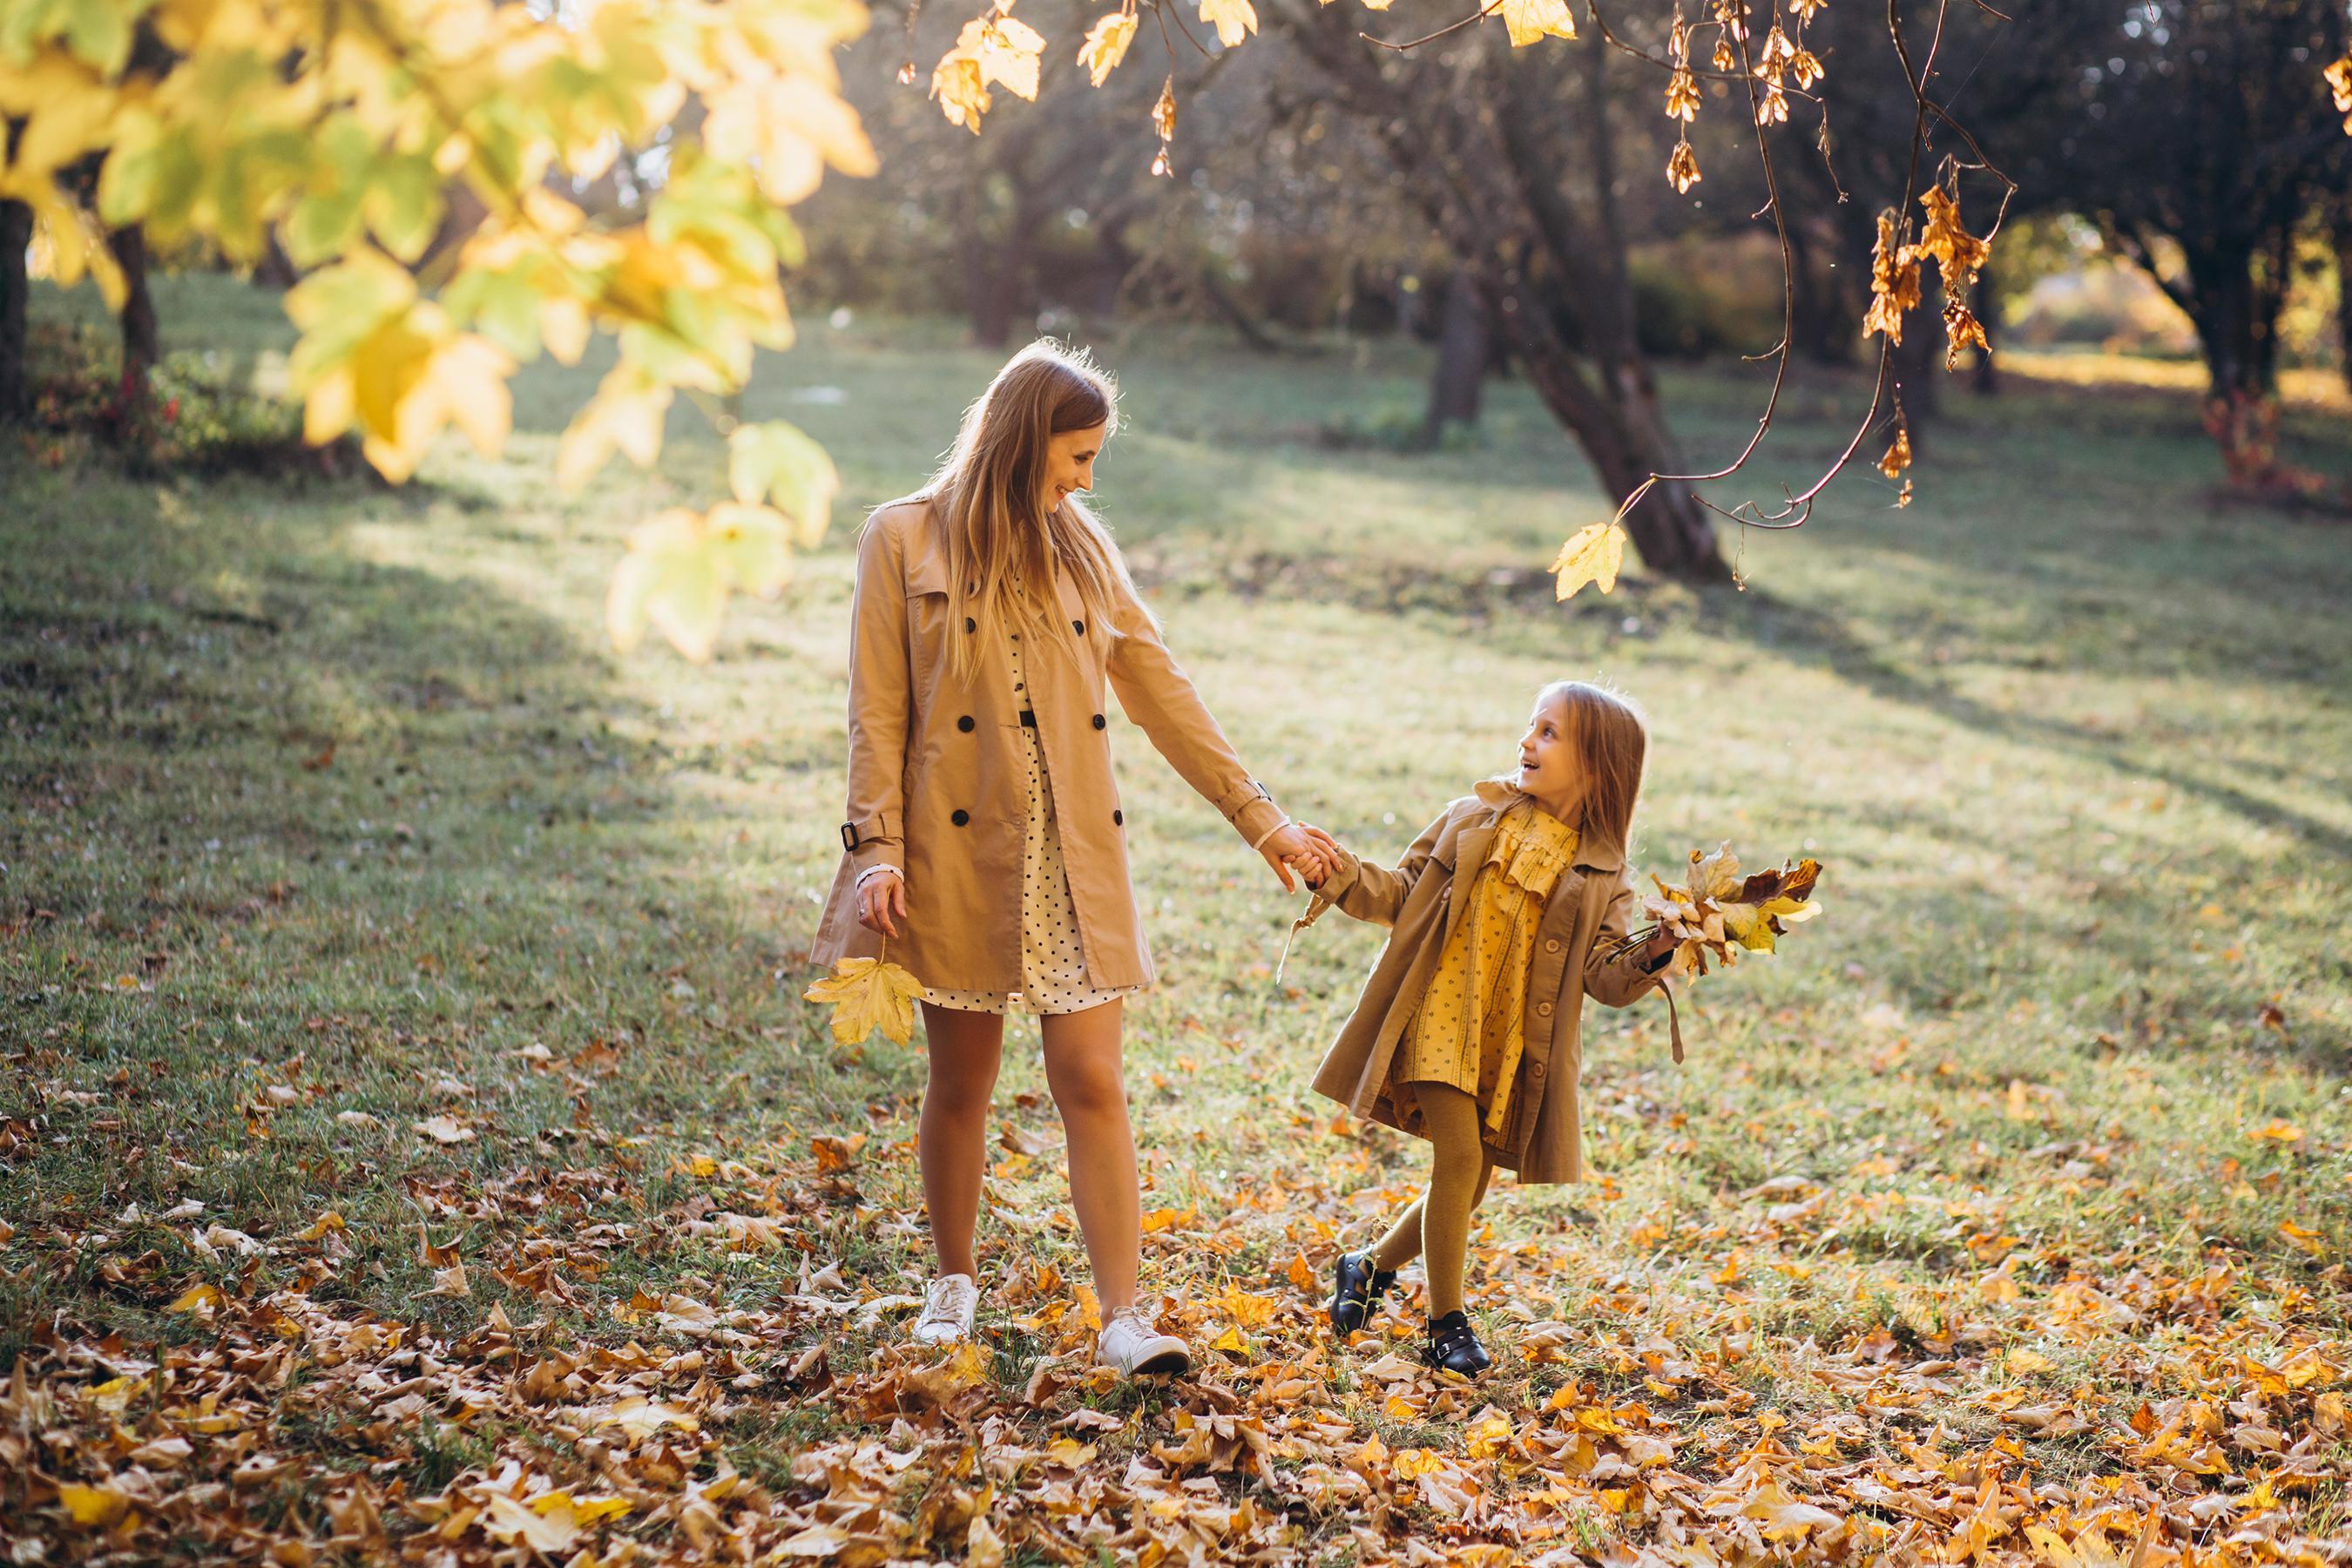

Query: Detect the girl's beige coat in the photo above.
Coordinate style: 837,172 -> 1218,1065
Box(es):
811,501 -> 1288,991
1308,780 -> 1667,1185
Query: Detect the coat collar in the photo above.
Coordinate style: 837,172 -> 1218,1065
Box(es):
1466,775 -> 1626,874
896,499 -> 1092,627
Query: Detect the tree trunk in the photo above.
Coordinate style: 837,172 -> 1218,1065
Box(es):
0,199 -> 30,425
252,231 -> 301,290
111,224 -> 159,412
1504,308 -> 1730,582
1423,269 -> 1488,440
963,186 -> 1035,349
1268,0 -> 1729,585
1196,267 -> 1283,355
968,233 -> 1028,348
2337,213 -> 2352,396
2173,233 -> 2317,496
2182,240 -> 2281,401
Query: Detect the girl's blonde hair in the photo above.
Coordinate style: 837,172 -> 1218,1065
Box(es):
1539,680 -> 1648,853
909,340 -> 1139,681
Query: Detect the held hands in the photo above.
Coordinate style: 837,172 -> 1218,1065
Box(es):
855,869 -> 909,938
1265,821 -> 1347,892
1260,821 -> 1336,893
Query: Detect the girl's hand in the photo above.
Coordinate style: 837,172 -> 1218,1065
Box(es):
857,869 -> 909,938
1638,926 -> 1680,970
1259,822 -> 1322,892
1288,822 -> 1347,889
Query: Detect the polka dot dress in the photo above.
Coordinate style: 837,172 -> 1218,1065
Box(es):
922,599 -> 1142,1017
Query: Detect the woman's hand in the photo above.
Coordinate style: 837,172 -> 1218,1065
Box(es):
856,869 -> 909,938
1259,822 -> 1328,892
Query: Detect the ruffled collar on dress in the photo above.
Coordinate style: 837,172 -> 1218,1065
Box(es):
1484,802 -> 1578,897
1470,775 -> 1625,873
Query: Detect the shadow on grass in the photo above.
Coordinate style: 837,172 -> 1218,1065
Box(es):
1707,582 -> 2352,866
0,455 -> 917,1333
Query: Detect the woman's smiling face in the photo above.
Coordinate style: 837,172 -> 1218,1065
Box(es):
1041,422 -> 1106,513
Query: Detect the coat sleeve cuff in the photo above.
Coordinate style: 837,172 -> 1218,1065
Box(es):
1315,848 -> 1363,903
1213,777 -> 1274,819
1232,795 -> 1288,849
841,810 -> 902,874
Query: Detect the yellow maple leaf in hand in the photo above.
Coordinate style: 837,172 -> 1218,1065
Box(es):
1720,894 -> 1819,952
1498,0 -> 1577,48
1552,521 -> 1626,600
802,956 -> 925,1045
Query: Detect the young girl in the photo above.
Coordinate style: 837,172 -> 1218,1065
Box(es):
1292,680 -> 1680,1375
808,341 -> 1330,1377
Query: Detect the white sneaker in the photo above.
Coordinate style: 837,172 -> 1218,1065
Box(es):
913,1274 -> 979,1345
1098,1305 -> 1190,1376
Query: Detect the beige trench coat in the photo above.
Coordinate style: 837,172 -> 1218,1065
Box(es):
809,499 -> 1289,992
1304,779 -> 1679,1185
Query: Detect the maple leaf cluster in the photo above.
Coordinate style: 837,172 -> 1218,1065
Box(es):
1622,843 -> 1823,980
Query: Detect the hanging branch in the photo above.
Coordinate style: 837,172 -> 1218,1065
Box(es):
1362,0 -> 1508,54
1360,0 -> 2012,543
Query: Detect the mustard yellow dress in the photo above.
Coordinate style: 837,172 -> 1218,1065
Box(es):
1390,803 -> 1579,1137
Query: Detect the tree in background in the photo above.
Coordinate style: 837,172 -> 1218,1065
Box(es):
9,0 -> 2348,651
2051,0 -> 2349,497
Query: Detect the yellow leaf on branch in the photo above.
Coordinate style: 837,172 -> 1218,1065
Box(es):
605,502 -> 799,662
1551,521 -> 1625,600
931,52 -> 991,132
1199,0 -> 1258,48
975,15 -> 1046,100
802,956 -> 927,1046
557,364 -> 675,492
728,421 -> 840,547
1498,0 -> 1577,48
931,12 -> 1045,129
1078,10 -> 1139,87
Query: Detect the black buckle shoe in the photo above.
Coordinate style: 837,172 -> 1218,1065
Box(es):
1328,1251 -> 1397,1335
1423,1309 -> 1491,1377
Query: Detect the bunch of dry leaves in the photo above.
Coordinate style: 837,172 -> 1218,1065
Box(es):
1610,846 -> 1824,982
5,1102 -> 2348,1567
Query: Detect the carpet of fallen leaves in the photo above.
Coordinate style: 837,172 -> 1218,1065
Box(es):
4,1094 -> 2349,1568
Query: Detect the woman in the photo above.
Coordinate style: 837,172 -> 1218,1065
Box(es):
810,341 -> 1327,1377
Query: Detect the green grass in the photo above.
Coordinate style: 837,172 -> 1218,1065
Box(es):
3,273 -> 2349,1561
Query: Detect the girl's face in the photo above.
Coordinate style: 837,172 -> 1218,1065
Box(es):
1516,693 -> 1583,812
1041,422 -> 1106,514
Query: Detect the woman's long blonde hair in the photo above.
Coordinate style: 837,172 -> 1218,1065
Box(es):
910,341 -> 1139,682
1540,680 -> 1648,855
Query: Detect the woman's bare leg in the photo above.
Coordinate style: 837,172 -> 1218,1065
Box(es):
919,1002 -> 1007,1279
1038,1000 -> 1141,1314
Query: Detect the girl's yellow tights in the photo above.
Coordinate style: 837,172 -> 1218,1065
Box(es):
1367,1082 -> 1495,1317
